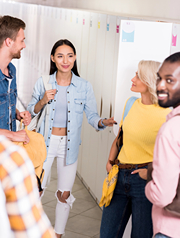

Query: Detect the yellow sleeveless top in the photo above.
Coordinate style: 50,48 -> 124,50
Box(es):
118,98 -> 171,164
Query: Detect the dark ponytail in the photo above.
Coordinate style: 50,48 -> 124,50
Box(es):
49,39 -> 80,77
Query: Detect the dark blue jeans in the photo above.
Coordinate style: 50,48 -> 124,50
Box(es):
100,167 -> 153,238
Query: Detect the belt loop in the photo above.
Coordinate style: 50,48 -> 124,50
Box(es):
130,164 -> 134,170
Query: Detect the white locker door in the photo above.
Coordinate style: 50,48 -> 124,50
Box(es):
70,10 -> 83,71
95,15 -> 123,201
77,11 -> 91,181
78,12 -> 99,191
82,13 -> 107,195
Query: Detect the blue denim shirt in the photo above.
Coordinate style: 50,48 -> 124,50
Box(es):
27,72 -> 104,165
0,63 -> 17,131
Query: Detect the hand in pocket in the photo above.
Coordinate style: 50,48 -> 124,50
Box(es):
131,168 -> 147,180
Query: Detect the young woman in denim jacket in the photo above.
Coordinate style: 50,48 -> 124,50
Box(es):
100,60 -> 171,238
28,39 -> 116,238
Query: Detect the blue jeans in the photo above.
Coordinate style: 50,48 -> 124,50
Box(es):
100,167 -> 153,238
154,233 -> 171,238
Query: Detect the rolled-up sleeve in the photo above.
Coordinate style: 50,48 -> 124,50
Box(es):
27,77 -> 45,116
145,134 -> 180,207
84,81 -> 104,131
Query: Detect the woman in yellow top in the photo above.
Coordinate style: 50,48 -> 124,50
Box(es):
100,60 -> 171,238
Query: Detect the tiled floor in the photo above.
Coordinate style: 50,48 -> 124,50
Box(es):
42,159 -> 102,238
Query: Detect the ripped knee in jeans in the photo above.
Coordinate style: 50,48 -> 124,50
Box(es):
55,190 -> 75,208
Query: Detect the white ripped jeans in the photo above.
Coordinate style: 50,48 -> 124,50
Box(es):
41,134 -> 78,235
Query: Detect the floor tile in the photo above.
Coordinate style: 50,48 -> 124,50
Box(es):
72,183 -> 84,193
73,188 -> 96,202
51,166 -> 57,179
74,175 -> 83,185
46,179 -> 57,192
43,199 -> 57,208
69,211 -> 77,219
71,198 -> 96,214
66,214 -> 101,237
43,205 -> 55,226
52,158 -> 57,168
41,190 -> 56,205
92,234 -> 100,238
64,230 -> 91,238
80,206 -> 102,220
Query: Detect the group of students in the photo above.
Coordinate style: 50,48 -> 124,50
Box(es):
0,14 -> 179,238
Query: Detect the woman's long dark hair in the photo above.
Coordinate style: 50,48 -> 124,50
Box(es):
49,39 -> 80,77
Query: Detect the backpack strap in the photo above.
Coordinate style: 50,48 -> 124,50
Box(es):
36,75 -> 52,141
123,96 -> 138,121
42,75 -> 52,90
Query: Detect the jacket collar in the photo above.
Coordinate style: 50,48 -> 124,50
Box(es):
48,71 -> 78,87
166,105 -> 180,121
0,62 -> 15,80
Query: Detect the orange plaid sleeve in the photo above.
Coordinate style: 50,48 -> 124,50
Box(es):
0,136 -> 55,238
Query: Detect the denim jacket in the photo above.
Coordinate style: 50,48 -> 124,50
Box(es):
0,63 -> 17,131
27,72 -> 104,165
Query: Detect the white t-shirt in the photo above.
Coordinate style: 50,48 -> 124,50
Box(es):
3,75 -> 12,130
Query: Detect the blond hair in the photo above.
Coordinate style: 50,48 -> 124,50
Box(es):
138,60 -> 160,104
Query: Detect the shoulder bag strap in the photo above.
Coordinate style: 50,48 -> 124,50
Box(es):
123,96 -> 138,121
116,96 -> 138,148
36,75 -> 52,141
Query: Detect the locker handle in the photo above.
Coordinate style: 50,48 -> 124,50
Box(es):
109,103 -> 112,118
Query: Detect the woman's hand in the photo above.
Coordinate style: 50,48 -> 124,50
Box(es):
99,117 -> 117,127
131,168 -> 148,180
34,89 -> 57,114
41,89 -> 57,105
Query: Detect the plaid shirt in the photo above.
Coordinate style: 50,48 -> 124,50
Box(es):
0,136 -> 55,238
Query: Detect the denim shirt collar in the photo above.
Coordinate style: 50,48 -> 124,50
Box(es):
0,62 -> 15,81
48,71 -> 78,87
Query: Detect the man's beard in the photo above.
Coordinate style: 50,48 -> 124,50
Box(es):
158,92 -> 180,108
13,52 -> 21,59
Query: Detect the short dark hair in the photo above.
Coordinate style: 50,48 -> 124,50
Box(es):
50,39 -> 80,77
0,15 -> 26,47
164,52 -> 180,63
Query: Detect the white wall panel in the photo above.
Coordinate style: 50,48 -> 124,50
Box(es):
77,11 -> 91,182
170,24 -> 180,54
78,12 -> 99,191
114,20 -> 173,136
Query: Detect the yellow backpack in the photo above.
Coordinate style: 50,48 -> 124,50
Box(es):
14,124 -> 47,192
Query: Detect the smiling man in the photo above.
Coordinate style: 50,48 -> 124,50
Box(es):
145,52 -> 180,238
0,15 -> 31,143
